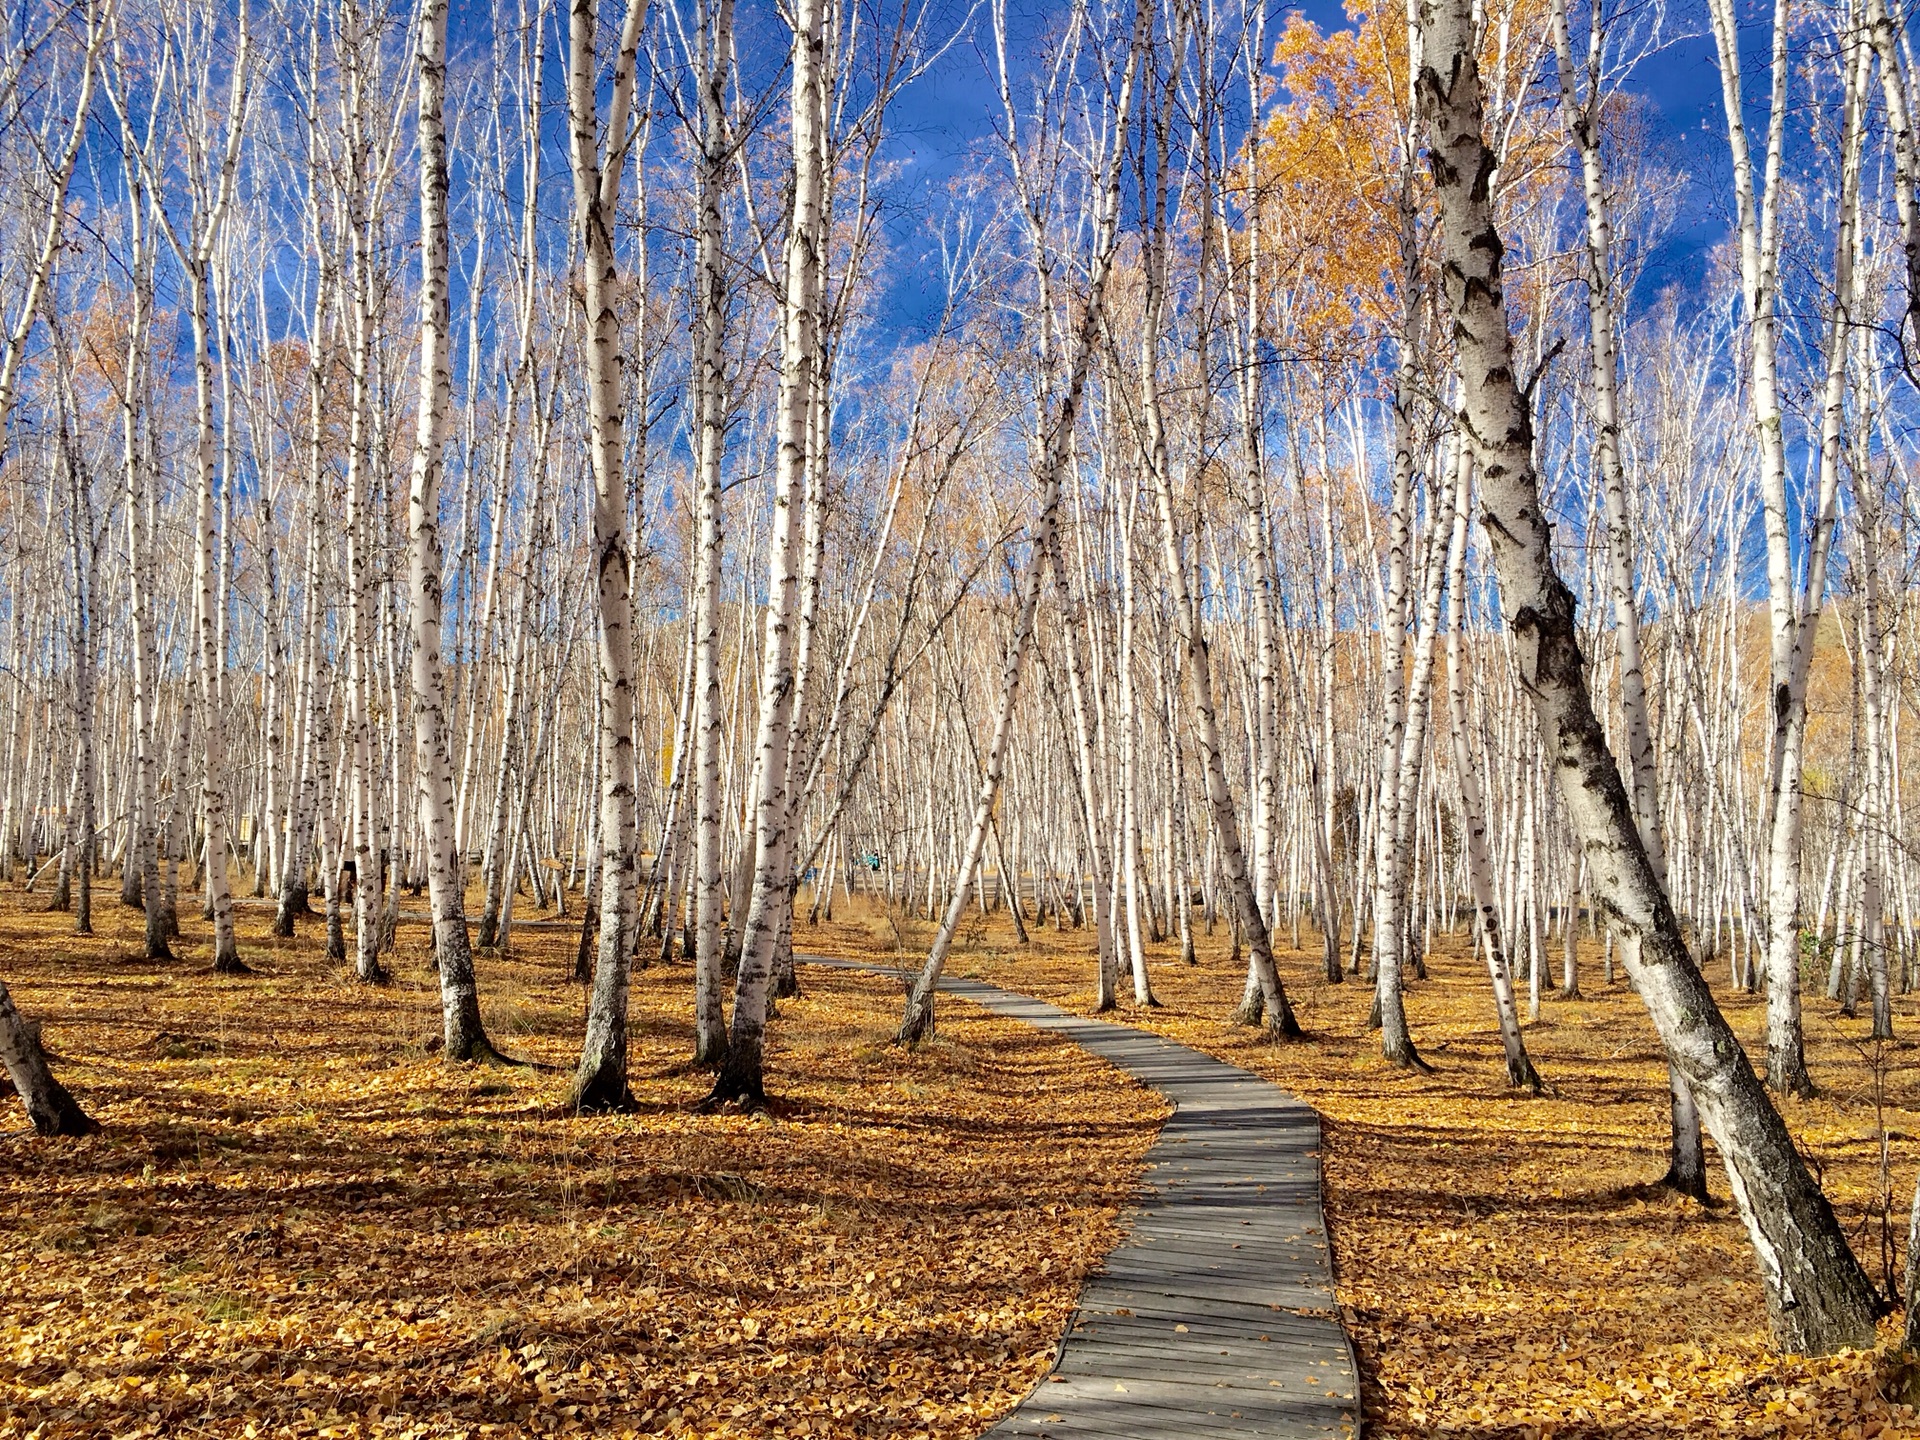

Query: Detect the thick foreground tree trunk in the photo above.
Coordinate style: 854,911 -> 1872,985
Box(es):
1420,0 -> 1879,1355
407,0 -> 495,1064
708,0 -> 824,1109
566,0 -> 649,1111
0,979 -> 93,1136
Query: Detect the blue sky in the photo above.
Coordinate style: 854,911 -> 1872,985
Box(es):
866,0 -> 1741,333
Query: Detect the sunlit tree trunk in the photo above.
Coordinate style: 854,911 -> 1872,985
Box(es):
709,0 -> 826,1106
1706,0 -> 1818,1096
1421,0 -> 1879,1353
150,0 -> 252,974
407,0 -> 494,1062
1444,457 -> 1538,1091
1549,0 -> 1701,1193
1134,28 -> 1292,1029
108,123 -> 171,958
567,0 -> 648,1111
1370,32 -> 1430,1060
690,0 -> 736,1067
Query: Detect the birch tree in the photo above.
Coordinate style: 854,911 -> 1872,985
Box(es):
707,0 -> 826,1107
0,979 -> 93,1136
404,0 -> 498,1061
567,0 -> 649,1112
1419,0 -> 1880,1352
149,0 -> 255,974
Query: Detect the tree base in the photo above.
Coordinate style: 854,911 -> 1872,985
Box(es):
1383,1037 -> 1434,1073
445,1033 -> 519,1066
895,987 -> 936,1047
212,951 -> 252,976
1268,1000 -> 1305,1040
1767,1055 -> 1816,1101
568,1063 -> 638,1115
1658,1163 -> 1710,1204
27,1082 -> 96,1137
1507,1053 -> 1544,1093
703,1048 -> 767,1112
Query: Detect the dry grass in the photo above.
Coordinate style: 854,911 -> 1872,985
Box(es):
0,881 -> 1163,1440
807,894 -> 1920,1439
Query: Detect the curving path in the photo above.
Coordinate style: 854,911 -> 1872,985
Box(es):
803,960 -> 1360,1440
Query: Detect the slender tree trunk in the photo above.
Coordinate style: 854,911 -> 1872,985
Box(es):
709,0 -> 827,1105
1444,455 -> 1539,1092
187,268 -> 244,974
690,0 -> 736,1067
897,0 -> 1150,1045
1549,0 -> 1700,1186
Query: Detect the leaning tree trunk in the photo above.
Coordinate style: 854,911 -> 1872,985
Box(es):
0,979 -> 93,1136
1419,0 -> 1879,1355
897,0 -> 1150,1046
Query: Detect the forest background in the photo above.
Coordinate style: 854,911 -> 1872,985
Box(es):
4,0 -> 1920,1433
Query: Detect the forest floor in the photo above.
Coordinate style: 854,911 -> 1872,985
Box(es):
6,877 -> 1918,1439
803,897 -> 1920,1440
0,882 -> 1166,1440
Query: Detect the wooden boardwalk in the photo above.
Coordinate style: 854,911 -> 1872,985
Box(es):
805,961 -> 1360,1440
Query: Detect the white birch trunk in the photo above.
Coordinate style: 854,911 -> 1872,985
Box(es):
896,0 -> 1152,1043
567,0 -> 649,1110
1420,0 -> 1879,1351
407,0 -> 493,1061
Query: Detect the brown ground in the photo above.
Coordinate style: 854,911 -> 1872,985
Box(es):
0,882 -> 1164,1440
804,896 -> 1920,1440
7,873 -> 1918,1439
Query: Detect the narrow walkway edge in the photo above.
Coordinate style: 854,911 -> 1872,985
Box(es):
801,958 -> 1361,1440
